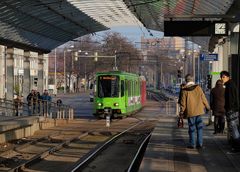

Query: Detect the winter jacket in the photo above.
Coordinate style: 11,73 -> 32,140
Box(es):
210,85 -> 225,115
180,84 -> 210,117
224,79 -> 239,112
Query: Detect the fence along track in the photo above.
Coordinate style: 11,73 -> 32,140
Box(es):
0,98 -> 74,120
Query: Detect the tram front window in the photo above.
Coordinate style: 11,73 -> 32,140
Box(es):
98,75 -> 119,97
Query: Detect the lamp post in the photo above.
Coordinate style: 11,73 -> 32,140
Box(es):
54,49 -> 57,95
63,50 -> 66,94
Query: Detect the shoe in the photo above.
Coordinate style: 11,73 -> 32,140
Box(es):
196,145 -> 203,149
187,145 -> 195,149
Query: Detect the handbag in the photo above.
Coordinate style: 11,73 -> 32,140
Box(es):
226,111 -> 240,139
177,116 -> 184,128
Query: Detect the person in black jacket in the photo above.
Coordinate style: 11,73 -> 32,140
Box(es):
210,79 -> 225,134
220,71 -> 240,153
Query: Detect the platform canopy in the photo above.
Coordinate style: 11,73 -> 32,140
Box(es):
123,0 -> 236,50
0,0 -> 141,53
0,0 -> 237,53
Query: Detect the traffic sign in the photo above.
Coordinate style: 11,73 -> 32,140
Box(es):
200,53 -> 218,61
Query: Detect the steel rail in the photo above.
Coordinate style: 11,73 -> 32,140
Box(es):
9,132 -> 89,172
127,133 -> 152,172
70,120 -> 144,172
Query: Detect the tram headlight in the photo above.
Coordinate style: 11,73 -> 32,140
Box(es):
114,103 -> 119,107
97,102 -> 103,107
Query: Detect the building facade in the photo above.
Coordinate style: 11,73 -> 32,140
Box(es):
0,45 -> 49,100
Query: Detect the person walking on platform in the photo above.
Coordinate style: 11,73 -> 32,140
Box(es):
179,74 -> 210,149
36,91 -> 42,113
220,71 -> 240,153
210,79 -> 225,134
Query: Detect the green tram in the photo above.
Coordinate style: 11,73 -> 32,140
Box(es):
93,71 -> 146,118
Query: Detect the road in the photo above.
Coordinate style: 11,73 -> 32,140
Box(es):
53,92 -> 94,119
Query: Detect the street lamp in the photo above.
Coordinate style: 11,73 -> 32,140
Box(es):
54,49 -> 57,95
63,50 -> 66,94
63,47 -> 74,94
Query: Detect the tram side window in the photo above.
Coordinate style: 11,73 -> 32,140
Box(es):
133,81 -> 136,96
138,80 -> 140,95
125,80 -> 128,96
128,80 -> 131,97
121,80 -> 124,97
136,80 -> 139,96
135,80 -> 138,96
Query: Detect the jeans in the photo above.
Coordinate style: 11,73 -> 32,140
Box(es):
188,115 -> 203,147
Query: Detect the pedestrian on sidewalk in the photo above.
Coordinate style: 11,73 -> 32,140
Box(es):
179,74 -> 210,149
210,79 -> 225,134
220,71 -> 240,153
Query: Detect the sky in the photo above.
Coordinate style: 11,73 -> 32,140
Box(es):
95,25 -> 164,44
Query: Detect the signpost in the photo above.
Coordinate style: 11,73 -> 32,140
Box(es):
200,53 -> 218,61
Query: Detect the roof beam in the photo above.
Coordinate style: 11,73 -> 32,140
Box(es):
165,14 -> 236,20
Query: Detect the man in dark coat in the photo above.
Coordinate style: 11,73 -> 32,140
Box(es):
210,79 -> 225,134
220,71 -> 240,153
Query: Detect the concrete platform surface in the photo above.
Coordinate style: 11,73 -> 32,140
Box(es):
139,115 -> 240,172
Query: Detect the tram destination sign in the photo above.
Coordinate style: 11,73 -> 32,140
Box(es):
200,53 -> 218,61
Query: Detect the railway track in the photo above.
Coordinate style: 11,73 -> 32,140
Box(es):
71,120 -> 155,172
0,117 -> 152,171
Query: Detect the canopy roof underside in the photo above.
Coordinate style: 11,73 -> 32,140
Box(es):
0,0 -> 236,53
123,0 -> 235,50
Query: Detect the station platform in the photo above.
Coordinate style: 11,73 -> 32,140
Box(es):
139,114 -> 240,172
0,115 -> 69,144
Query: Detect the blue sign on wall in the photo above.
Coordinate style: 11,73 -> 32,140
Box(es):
200,53 -> 218,61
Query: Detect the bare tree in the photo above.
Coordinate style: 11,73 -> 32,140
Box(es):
99,32 -> 141,73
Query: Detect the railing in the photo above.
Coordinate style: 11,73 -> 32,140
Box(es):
147,91 -> 179,115
0,98 -> 74,119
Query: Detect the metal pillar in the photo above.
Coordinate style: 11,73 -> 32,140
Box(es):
6,47 -> 14,100
64,50 -> 66,94
23,51 -> 31,98
0,46 -> 5,99
38,54 -> 44,93
54,49 -> 57,95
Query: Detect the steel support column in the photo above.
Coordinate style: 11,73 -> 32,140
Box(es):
6,47 -> 14,100
23,51 -> 31,98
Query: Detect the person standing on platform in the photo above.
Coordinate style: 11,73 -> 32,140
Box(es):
210,79 -> 225,134
42,90 -> 52,115
27,89 -> 34,115
179,74 -> 210,149
220,71 -> 240,153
